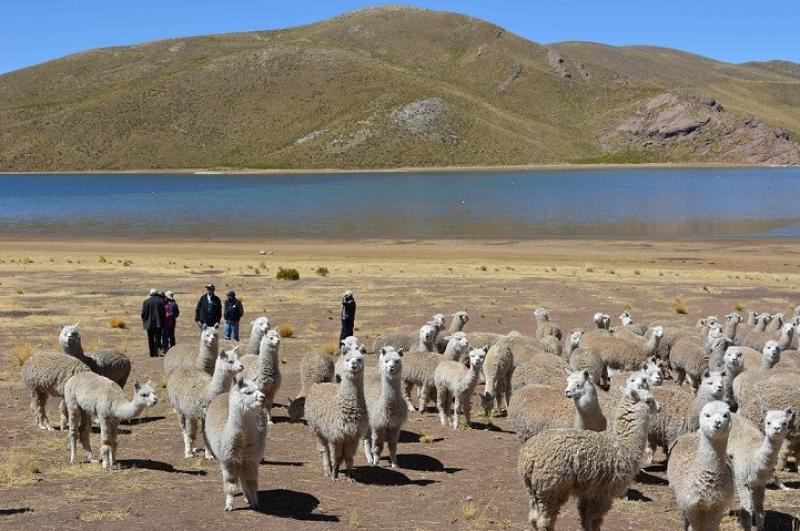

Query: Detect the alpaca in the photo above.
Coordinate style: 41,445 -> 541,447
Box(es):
434,347 -> 487,429
64,374 -> 158,469
58,324 -> 132,388
363,347 -> 408,468
21,351 -> 90,431
240,329 -> 281,424
164,325 -> 220,376
245,317 -> 271,356
668,401 -> 735,531
203,377 -> 267,511
167,347 -> 244,459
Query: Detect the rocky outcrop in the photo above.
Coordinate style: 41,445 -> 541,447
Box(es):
389,98 -> 457,143
547,50 -> 571,78
494,63 -> 523,94
602,93 -> 800,165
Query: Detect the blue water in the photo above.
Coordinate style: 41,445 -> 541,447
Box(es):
0,167 -> 798,238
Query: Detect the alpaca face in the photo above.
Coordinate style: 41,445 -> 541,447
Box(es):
650,325 -> 664,339
378,347 -> 403,378
133,380 -> 158,407
468,347 -> 487,369
569,330 -> 583,348
202,327 -> 219,347
59,324 -> 80,348
624,372 -> 650,393
431,314 -> 446,329
619,311 -> 633,326
701,371 -> 725,399
220,347 -> 244,373
762,341 -> 781,365
264,330 -> 280,349
641,362 -> 664,386
725,312 -> 741,324
628,387 -> 660,414
723,348 -> 743,370
446,332 -> 469,353
419,325 -> 436,345
764,409 -> 793,440
453,311 -> 470,325
534,308 -> 549,321
253,317 -> 270,337
699,401 -> 731,441
235,378 -> 265,409
342,351 -> 364,376
564,370 -> 591,399
782,322 -> 794,336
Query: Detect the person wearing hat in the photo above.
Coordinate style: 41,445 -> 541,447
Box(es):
195,284 -> 222,330
223,290 -> 244,341
141,288 -> 166,358
161,290 -> 180,353
340,290 -> 356,342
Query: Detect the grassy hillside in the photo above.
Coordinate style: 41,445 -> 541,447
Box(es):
1,5 -> 798,171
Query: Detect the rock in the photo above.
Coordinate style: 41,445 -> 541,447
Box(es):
259,250 -> 266,255
575,63 -> 591,79
390,98 -> 458,143
476,44 -> 488,57
546,50 -> 571,78
494,63 -> 523,94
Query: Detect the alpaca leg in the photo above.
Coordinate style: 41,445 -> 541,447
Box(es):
371,430 -> 385,466
417,385 -> 427,412
241,462 -> 260,510
752,486 -> 765,531
222,468 -> 238,511
343,437 -> 358,481
436,387 -> 448,427
99,419 -> 112,470
674,368 -> 686,386
107,420 -> 119,469
738,484 -> 754,531
505,374 -> 513,410
363,432 -> 375,465
67,407 -> 79,464
462,399 -> 473,429
527,494 -> 558,531
202,418 -> 215,460
78,411 -> 94,463
180,415 -> 197,458
387,427 -> 400,469
59,399 -> 69,431
331,441 -> 344,480
313,431 -> 332,477
32,390 -> 51,431
402,382 -> 416,412
452,396 -> 461,430
582,496 -> 613,531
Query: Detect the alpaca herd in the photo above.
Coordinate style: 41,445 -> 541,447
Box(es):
17,304 -> 800,528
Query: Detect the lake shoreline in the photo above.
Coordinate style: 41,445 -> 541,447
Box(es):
0,162 -> 777,175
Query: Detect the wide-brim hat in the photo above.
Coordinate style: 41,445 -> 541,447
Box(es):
205,284 -> 215,290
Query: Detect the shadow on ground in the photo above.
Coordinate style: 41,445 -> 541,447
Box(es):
253,489 -> 339,522
117,458 -> 207,475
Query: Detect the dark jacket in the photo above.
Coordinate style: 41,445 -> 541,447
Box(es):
141,295 -> 166,329
341,296 -> 356,322
164,299 -> 180,328
195,294 -> 222,326
224,298 -> 244,322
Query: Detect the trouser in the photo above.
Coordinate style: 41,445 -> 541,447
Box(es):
224,321 -> 240,341
340,319 -> 355,342
147,327 -> 162,357
161,326 -> 176,352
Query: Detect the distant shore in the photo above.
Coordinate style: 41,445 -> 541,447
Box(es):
0,162 -> 775,175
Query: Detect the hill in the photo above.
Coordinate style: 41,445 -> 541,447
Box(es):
1,5 -> 798,171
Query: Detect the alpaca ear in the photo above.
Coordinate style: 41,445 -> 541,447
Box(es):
202,324 -> 207,331
720,371 -> 727,378
396,348 -> 404,357
582,370 -> 590,381
379,347 -> 387,357
563,367 -> 572,377
133,380 -> 141,391
214,323 -> 220,329
359,344 -> 367,354
482,345 -> 489,353
73,322 -> 79,329
703,370 -> 711,378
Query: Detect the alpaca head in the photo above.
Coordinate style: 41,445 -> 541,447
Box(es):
452,311 -> 470,326
430,314 -> 446,330
593,312 -> 610,330
233,377 -> 265,410
640,360 -> 664,386
418,324 -> 436,346
649,325 -> 664,339
723,347 -> 744,370
59,323 -> 81,349
725,312 -> 741,324
708,336 -> 732,355
467,346 -> 488,370
781,322 -> 794,337
132,380 -> 158,407
625,387 -> 661,415
568,330 -> 583,349
444,332 -> 469,355
377,346 -> 403,379
619,311 -> 633,326
623,371 -> 650,394
261,329 -> 280,350
340,349 -> 364,379
698,401 -> 731,442
706,315 -> 720,327
340,336 -> 365,355
534,308 -> 550,322
286,396 -> 305,423
251,316 -> 271,337
763,408 -> 794,441
202,325 -> 220,347
564,369 -> 593,399
706,324 -> 724,341
700,370 -> 725,399
219,346 -> 244,374
762,340 -> 781,367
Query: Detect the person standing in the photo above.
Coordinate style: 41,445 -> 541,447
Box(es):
340,290 -> 356,342
223,290 -> 244,341
195,283 -> 222,330
141,288 -> 166,358
162,290 -> 180,353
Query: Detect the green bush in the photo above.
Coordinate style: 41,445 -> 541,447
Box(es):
315,267 -> 329,277
276,267 -> 300,281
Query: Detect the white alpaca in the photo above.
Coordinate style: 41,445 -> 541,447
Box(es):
434,347 -> 487,430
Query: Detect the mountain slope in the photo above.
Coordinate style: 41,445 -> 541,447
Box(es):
1,5 -> 798,171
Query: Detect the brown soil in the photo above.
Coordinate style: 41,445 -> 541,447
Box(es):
1,238 -> 798,530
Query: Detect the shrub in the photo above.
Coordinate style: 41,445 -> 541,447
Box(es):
671,298 -> 688,314
98,255 -> 107,263
315,266 -> 329,277
15,343 -> 34,366
634,269 -> 641,275
735,302 -> 745,311
479,265 -> 487,271
322,341 -> 338,355
109,317 -> 126,329
15,288 -> 23,295
278,323 -> 294,338
122,260 -> 132,267
276,267 -> 300,281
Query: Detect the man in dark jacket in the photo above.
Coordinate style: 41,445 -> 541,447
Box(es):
223,290 -> 244,341
340,290 -> 356,342
195,284 -> 222,329
141,288 -> 166,357
161,290 -> 180,353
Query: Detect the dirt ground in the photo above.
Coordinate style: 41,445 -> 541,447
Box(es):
1,238 -> 799,530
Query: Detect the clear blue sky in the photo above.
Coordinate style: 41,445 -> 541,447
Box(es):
2,0 -> 798,74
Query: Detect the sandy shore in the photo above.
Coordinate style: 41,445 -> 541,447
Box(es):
1,236 -> 798,529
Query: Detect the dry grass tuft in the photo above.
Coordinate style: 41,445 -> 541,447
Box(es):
276,267 -> 300,280
735,302 -> 745,311
322,341 -> 338,355
418,433 -> 434,443
15,288 -> 23,295
0,450 -> 42,487
462,501 -> 478,520
14,342 -> 35,366
634,269 -> 641,275
98,255 -> 107,263
109,317 -> 126,329
671,298 -> 688,314
315,266 -> 329,277
79,508 -> 130,522
122,259 -> 133,267
278,323 -> 294,338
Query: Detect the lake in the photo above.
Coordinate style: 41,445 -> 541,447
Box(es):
1,167 -> 798,239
